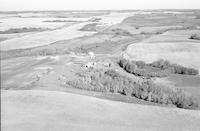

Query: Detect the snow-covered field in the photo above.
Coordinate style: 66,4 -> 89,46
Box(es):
0,17 -> 90,31
0,22 -> 96,50
98,12 -> 134,26
124,42 -> 200,70
2,90 -> 200,131
0,12 -> 135,50
1,10 -> 200,131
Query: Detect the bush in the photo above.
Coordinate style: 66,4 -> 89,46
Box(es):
0,27 -> 48,34
119,59 -> 170,78
119,58 -> 129,68
150,59 -> 171,70
65,69 -> 199,109
110,28 -> 132,36
164,64 -> 198,75
119,58 -> 199,77
195,14 -> 200,19
189,34 -> 200,40
135,61 -> 146,68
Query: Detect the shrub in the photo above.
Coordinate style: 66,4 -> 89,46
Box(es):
150,59 -> 171,70
0,27 -> 48,34
195,14 -> 200,19
150,59 -> 198,75
189,34 -> 200,40
119,58 -> 199,77
111,28 -> 132,36
118,59 -> 170,78
170,64 -> 199,75
135,61 -> 146,68
119,58 -> 129,68
65,69 -> 199,109
125,64 -> 136,73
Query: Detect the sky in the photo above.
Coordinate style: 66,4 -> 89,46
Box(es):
0,0 -> 199,11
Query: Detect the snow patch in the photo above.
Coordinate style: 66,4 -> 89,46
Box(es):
34,66 -> 53,70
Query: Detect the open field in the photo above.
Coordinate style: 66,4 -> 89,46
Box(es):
1,10 -> 200,130
0,12 -> 134,50
124,42 -> 200,70
2,90 -> 200,131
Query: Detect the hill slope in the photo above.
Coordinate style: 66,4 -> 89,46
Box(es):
2,90 -> 200,131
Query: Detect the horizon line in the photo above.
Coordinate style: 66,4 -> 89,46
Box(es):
0,9 -> 200,12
